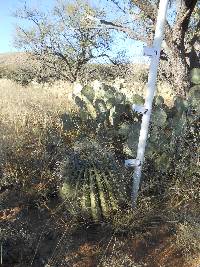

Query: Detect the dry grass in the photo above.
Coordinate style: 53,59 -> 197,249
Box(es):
175,221 -> 200,258
0,77 -> 174,168
0,78 -> 199,266
0,79 -> 65,153
0,79 -> 77,197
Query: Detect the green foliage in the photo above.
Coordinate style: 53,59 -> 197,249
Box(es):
0,56 -> 59,85
151,108 -> 167,128
131,94 -> 144,105
190,68 -> 200,85
188,85 -> 200,114
7,67 -> 36,86
69,83 -> 198,171
81,85 -> 95,102
0,65 -> 35,85
14,0 -> 113,83
59,82 -> 199,223
72,83 -> 132,131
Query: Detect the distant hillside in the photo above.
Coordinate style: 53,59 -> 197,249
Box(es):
0,52 -> 149,84
0,52 -> 38,85
0,52 -> 30,70
0,52 -> 148,71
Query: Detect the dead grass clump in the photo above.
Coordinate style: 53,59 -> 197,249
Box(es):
175,221 -> 200,259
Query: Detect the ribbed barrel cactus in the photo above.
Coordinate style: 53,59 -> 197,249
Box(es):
59,139 -> 128,222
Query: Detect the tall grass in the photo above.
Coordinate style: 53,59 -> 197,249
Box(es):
0,79 -> 76,198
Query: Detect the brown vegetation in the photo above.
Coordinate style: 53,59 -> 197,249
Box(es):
0,78 -> 199,266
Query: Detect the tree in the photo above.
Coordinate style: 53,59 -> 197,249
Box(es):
14,0 -> 113,82
99,0 -> 200,96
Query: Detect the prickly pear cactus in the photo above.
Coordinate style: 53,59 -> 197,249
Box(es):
81,85 -> 95,103
59,139 -> 128,221
123,123 -> 140,157
188,86 -> 200,114
155,95 -> 164,106
174,96 -> 188,114
172,113 -> 188,136
170,97 -> 188,136
154,152 -> 171,171
131,94 -> 144,105
117,122 -> 132,140
190,68 -> 200,85
151,108 -> 167,128
71,83 -> 136,133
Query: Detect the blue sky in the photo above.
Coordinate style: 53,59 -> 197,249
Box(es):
0,0 -> 55,53
0,0 -> 145,62
0,0 -> 18,53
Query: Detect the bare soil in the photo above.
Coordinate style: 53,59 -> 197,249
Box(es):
1,187 -> 199,267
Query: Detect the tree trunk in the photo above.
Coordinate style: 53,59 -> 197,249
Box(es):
160,43 -> 190,97
163,0 -> 198,97
170,48 -> 190,97
106,0 -> 198,96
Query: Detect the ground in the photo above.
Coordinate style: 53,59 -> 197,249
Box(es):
1,187 -> 200,267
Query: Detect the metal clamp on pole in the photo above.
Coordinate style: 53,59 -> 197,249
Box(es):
132,104 -> 148,114
125,159 -> 141,168
143,46 -> 158,57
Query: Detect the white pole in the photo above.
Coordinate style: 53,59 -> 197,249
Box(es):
132,0 -> 169,207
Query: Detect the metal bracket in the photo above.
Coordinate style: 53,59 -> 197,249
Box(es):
125,159 -> 141,167
143,46 -> 158,57
132,104 -> 148,114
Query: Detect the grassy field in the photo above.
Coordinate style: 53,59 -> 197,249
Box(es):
0,78 -> 199,267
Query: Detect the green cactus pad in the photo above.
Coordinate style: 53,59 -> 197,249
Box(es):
173,96 -> 188,114
81,85 -> 95,102
188,86 -> 200,113
190,68 -> 200,85
131,94 -> 145,105
172,113 -> 187,136
94,99 -> 108,114
151,108 -> 167,127
155,95 -> 164,106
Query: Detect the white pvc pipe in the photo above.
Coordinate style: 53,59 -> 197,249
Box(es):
132,0 -> 169,207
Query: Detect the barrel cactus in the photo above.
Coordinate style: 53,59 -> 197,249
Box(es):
59,139 -> 128,222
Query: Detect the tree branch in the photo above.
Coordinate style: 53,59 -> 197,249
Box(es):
109,0 -> 127,14
131,0 -> 157,22
175,0 -> 197,31
190,19 -> 200,46
99,19 -> 148,42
